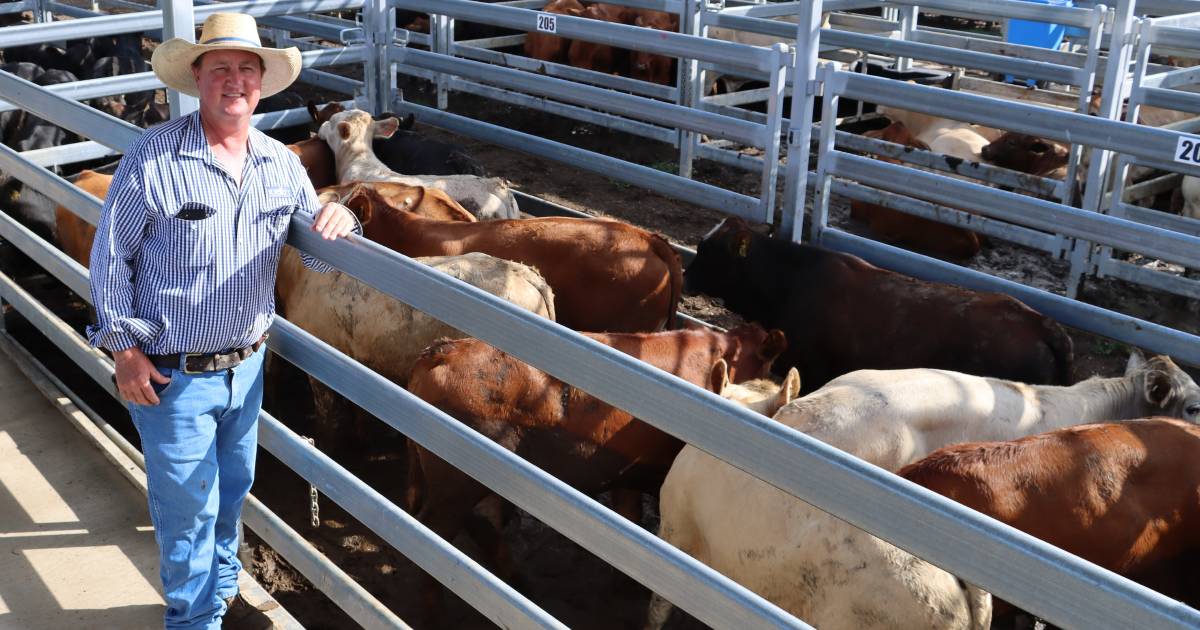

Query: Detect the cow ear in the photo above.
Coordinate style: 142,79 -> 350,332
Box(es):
758,329 -> 787,361
709,359 -> 730,394
1145,369 -> 1176,409
337,121 -> 352,141
1125,349 -> 1148,376
340,184 -> 373,225
728,231 -> 752,258
306,100 -> 320,121
373,117 -> 400,139
399,113 -> 416,130
778,368 -> 801,407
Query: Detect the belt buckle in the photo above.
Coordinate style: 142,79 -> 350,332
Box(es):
182,352 -> 207,375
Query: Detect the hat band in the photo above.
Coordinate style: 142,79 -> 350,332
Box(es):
200,35 -> 261,47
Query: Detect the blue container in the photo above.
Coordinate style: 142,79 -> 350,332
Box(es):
1005,0 -> 1073,86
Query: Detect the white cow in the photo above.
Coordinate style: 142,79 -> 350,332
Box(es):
650,353 -> 1200,629
876,105 -> 995,162
319,109 -> 520,220
276,249 -> 555,448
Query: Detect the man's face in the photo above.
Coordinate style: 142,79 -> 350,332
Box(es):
191,49 -> 263,123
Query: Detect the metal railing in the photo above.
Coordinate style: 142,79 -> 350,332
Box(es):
2,2 -> 1200,629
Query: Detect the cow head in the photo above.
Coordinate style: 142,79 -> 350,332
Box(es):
710,358 -> 800,417
685,217 -> 763,301
319,109 -> 398,154
724,323 -> 787,381
630,12 -> 679,85
1126,350 -> 1200,422
981,132 -> 1068,175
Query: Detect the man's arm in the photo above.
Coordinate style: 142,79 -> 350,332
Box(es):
294,162 -> 360,273
85,157 -> 169,405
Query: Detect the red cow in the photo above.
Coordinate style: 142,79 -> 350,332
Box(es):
851,121 -> 984,259
525,0 -> 585,62
901,418 -> 1200,622
406,325 -> 786,613
630,9 -> 680,85
568,3 -> 637,74
354,209 -> 682,332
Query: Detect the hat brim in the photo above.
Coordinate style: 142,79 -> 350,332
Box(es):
151,38 -> 301,99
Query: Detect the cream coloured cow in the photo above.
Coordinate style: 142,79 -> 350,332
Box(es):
876,105 -> 996,162
649,352 -> 1200,629
276,249 -> 555,449
318,109 -> 520,220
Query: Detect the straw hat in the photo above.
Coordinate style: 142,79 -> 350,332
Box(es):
151,13 -> 301,98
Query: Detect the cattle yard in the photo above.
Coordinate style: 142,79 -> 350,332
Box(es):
1,0 -> 1200,628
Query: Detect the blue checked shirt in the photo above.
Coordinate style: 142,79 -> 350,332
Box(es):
87,111 -> 344,355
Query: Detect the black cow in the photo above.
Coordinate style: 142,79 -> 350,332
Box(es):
14,69 -> 81,153
6,43 -> 68,71
85,55 -> 152,120
684,217 -> 1075,392
256,90 -> 309,144
91,33 -> 142,59
0,62 -> 43,147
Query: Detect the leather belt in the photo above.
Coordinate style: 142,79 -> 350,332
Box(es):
149,334 -> 268,374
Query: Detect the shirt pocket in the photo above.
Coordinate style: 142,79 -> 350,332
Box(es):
164,205 -> 215,268
263,203 -> 296,239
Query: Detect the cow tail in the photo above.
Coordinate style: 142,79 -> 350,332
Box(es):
965,583 -> 993,630
1043,318 -> 1075,385
648,232 -> 682,329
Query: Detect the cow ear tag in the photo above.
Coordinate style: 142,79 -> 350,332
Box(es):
737,235 -> 750,257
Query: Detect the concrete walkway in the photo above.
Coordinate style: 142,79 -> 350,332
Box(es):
0,342 -> 299,629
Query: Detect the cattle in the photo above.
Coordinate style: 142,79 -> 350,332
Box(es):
524,0 -> 585,63
14,69 -> 81,153
319,109 -> 516,219
981,131 -> 1069,179
54,168 -> 112,267
901,418 -> 1200,620
406,325 -> 786,614
629,10 -> 679,85
711,358 -> 800,417
276,248 -> 556,450
568,3 -> 637,75
686,217 -> 1074,391
851,121 -> 983,258
6,43 -> 68,71
286,137 -> 337,189
0,62 -> 43,150
343,204 -> 682,332
317,180 -> 477,223
650,352 -> 1200,630
875,105 -> 1003,148
309,102 -> 486,177
257,90 -> 309,144
1182,175 -> 1200,219
84,56 -> 153,121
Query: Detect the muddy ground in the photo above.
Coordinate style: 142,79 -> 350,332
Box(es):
3,17 -> 1197,629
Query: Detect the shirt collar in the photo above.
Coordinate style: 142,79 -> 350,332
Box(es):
178,110 -> 275,167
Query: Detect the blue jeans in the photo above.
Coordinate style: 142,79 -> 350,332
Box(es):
129,347 -> 265,630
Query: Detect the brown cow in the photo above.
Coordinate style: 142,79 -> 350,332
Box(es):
406,325 -> 786,613
686,217 -> 1074,392
981,131 -> 1069,179
851,121 -> 983,259
354,208 -> 682,332
55,169 -> 110,268
286,136 -> 337,189
630,10 -> 680,85
568,3 -> 637,74
317,180 -> 477,223
524,0 -> 585,62
901,418 -> 1200,621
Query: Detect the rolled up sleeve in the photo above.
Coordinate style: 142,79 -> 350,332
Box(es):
293,165 -> 362,273
85,157 -> 155,352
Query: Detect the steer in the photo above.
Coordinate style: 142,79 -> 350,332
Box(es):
406,325 -> 786,614
686,217 -> 1074,391
524,0 -> 585,62
320,109 -> 514,218
650,352 -> 1200,630
277,249 -> 555,451
901,418 -> 1200,621
347,205 -> 682,332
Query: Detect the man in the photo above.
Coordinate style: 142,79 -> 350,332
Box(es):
86,13 -> 356,629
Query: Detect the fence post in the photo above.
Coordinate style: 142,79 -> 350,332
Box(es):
894,4 -> 918,73
363,0 -> 394,116
160,0 -> 198,118
809,64 -> 840,245
781,0 -> 824,242
757,43 -> 789,225
1066,0 -> 1137,298
676,0 -> 703,180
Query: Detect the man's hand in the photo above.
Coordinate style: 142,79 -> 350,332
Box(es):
312,202 -> 356,240
114,347 -> 170,406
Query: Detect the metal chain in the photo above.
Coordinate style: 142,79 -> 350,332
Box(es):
304,436 -> 319,528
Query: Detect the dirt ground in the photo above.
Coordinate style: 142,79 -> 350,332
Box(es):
4,15 -> 1197,629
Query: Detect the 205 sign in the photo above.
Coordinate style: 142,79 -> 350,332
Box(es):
536,12 -> 557,33
1175,133 -> 1200,166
